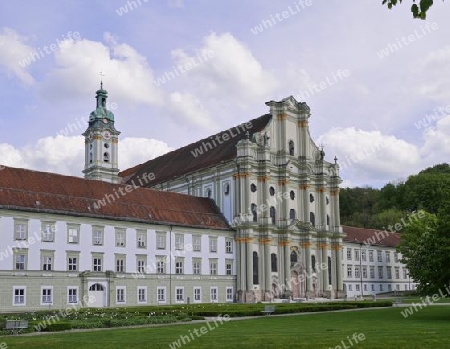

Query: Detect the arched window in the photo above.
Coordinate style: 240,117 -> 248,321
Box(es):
326,196 -> 329,205
270,206 -> 276,225
269,187 -> 275,196
328,256 -> 332,285
310,212 -> 315,227
251,203 -> 257,222
271,253 -> 278,272
290,190 -> 295,200
289,140 -> 294,156
224,182 -> 230,195
250,183 -> 257,192
89,152 -> 93,164
289,209 -> 296,220
290,250 -> 298,267
89,283 -> 104,291
309,193 -> 315,203
311,255 -> 316,272
327,214 -> 330,226
103,152 -> 110,163
253,252 -> 259,285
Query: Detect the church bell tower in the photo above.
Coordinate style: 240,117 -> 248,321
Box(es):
82,82 -> 121,183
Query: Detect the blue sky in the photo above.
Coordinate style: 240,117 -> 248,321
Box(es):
0,0 -> 449,187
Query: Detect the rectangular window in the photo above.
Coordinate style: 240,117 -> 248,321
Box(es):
138,287 -> 147,303
378,266 -> 383,279
347,266 -> 352,278
156,233 -> 166,249
364,284 -> 367,291
354,250 -> 360,261
175,259 -> 184,274
68,256 -> 78,272
388,284 -> 392,291
157,257 -> 165,274
226,287 -> 233,302
175,287 -> 184,302
394,253 -> 399,263
396,284 -> 400,291
362,266 -> 367,278
93,256 -> 103,272
14,251 -> 27,270
377,251 -> 382,262
348,284 -> 352,291
192,235 -> 201,251
41,287 -> 53,305
41,251 -> 54,271
355,284 -> 360,291
194,287 -> 201,302
355,266 -> 360,278
346,248 -> 352,260
115,255 -> 125,273
387,266 -> 392,279
371,284 -> 375,291
175,234 -> 184,250
136,256 -> 146,273
137,230 -> 147,248
157,287 -> 166,302
41,222 -> 56,242
210,287 -> 218,302
93,228 -> 103,246
210,260 -> 217,275
13,287 -> 26,305
385,251 -> 391,263
226,261 -> 233,275
193,260 -> 201,275
116,288 -> 125,303
115,229 -> 126,247
403,268 -> 408,279
370,266 -> 375,279
369,250 -> 374,262
361,250 -> 366,262
67,225 -> 80,244
209,237 -> 217,253
225,239 -> 233,253
14,220 -> 28,240
68,287 -> 78,304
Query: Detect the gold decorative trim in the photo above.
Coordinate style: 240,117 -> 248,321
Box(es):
277,113 -> 287,120
278,179 -> 290,186
330,189 -> 340,196
300,242 -> 312,248
258,176 -> 270,182
298,120 -> 309,128
278,240 -> 290,246
316,187 -> 326,193
317,243 -> 329,249
331,245 -> 342,251
232,172 -> 251,179
299,184 -> 310,190
259,238 -> 273,245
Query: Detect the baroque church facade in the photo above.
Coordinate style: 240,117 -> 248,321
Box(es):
121,96 -> 345,302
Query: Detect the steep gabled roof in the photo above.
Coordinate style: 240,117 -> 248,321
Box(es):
0,166 -> 231,230
342,225 -> 401,247
120,114 -> 272,186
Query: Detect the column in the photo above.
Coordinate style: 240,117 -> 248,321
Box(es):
246,238 -> 253,292
322,242 -> 329,291
284,241 -> 290,294
336,243 -> 343,292
278,243 -> 284,294
330,245 -> 337,296
264,240 -> 272,297
304,241 -> 311,293
302,184 -> 310,222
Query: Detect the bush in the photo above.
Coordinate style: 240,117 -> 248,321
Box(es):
41,322 -> 72,332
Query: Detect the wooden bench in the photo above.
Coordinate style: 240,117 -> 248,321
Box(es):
261,305 -> 276,315
5,320 -> 28,335
393,298 -> 403,307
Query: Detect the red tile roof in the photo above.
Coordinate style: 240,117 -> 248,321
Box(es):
120,114 -> 272,186
342,225 -> 401,247
0,166 -> 231,230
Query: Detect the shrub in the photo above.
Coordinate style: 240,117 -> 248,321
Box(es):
41,322 -> 72,332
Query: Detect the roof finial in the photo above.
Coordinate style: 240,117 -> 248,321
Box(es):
100,71 -> 105,90
334,156 -> 338,164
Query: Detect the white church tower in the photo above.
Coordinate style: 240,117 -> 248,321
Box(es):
82,83 -> 120,183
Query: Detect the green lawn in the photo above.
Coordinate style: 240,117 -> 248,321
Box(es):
2,306 -> 450,349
